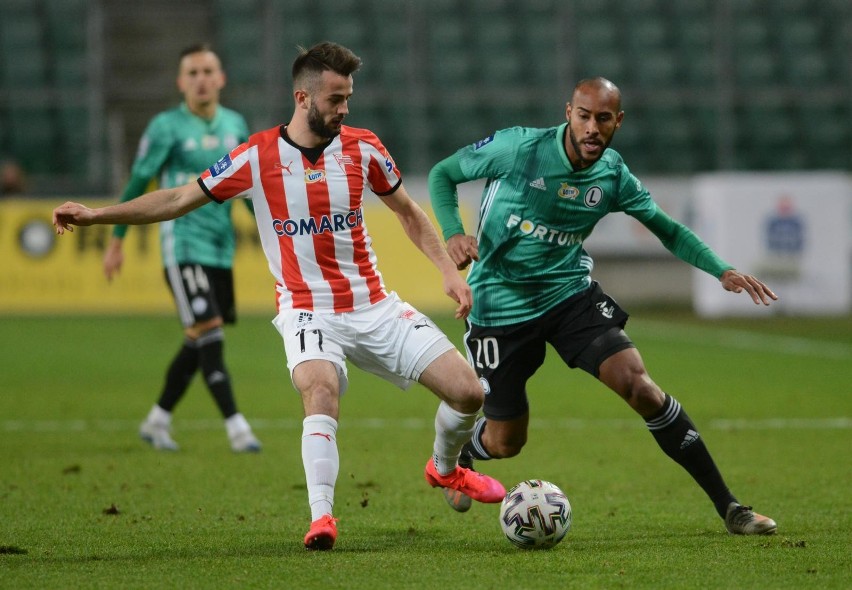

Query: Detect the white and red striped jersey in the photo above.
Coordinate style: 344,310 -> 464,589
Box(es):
198,125 -> 402,313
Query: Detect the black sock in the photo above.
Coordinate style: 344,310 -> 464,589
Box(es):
157,338 -> 199,412
197,328 -> 238,418
467,417 -> 492,460
646,394 -> 737,519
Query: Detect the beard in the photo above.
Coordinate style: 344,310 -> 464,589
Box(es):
307,102 -> 341,139
568,126 -> 610,168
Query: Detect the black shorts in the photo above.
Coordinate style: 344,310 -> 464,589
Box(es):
464,281 -> 634,421
163,264 -> 236,328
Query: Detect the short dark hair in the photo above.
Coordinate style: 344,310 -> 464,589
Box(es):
179,42 -> 216,60
292,42 -> 362,91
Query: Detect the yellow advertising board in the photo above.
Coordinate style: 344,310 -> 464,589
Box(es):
0,198 -> 470,316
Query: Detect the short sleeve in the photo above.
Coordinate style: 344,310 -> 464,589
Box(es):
198,142 -> 254,202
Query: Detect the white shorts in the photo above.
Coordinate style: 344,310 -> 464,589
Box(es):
272,292 -> 456,394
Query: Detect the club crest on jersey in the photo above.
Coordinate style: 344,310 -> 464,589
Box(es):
304,168 -> 326,183
473,135 -> 494,150
585,186 -> 604,208
209,154 -> 232,177
334,153 -> 353,171
557,182 -> 580,199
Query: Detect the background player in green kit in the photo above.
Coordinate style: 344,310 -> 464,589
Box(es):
103,43 -> 261,453
429,77 -> 778,535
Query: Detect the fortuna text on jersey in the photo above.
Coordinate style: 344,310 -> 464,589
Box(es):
506,213 -> 587,246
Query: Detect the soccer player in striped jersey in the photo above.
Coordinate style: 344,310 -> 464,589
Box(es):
429,77 -> 778,535
53,42 -> 505,550
102,44 -> 261,454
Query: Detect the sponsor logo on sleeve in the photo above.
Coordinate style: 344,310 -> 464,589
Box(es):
473,135 -> 495,150
208,154 -> 233,178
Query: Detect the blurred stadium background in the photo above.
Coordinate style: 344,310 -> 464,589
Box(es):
1,0 -> 850,193
0,0 -> 849,312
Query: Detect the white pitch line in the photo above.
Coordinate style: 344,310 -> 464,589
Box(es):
635,320 -> 852,360
2,417 -> 850,433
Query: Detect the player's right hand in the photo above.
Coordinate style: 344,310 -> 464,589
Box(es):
446,234 -> 479,270
52,201 -> 95,234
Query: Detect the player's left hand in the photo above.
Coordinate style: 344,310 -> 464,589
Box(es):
53,201 -> 96,234
442,271 -> 473,319
720,269 -> 778,305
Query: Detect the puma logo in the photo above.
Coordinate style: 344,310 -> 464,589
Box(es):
275,160 -> 294,175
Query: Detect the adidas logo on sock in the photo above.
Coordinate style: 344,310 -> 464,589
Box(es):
680,429 -> 700,449
529,177 -> 546,191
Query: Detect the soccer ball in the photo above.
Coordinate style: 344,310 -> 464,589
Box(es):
499,479 -> 572,549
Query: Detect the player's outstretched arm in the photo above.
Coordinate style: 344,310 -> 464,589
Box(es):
640,207 -> 779,307
719,269 -> 778,306
53,181 -> 209,235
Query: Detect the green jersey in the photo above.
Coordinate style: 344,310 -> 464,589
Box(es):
114,102 -> 249,268
430,123 -> 731,326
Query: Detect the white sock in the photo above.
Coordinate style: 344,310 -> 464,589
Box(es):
147,405 -> 171,426
302,414 -> 339,521
432,402 -> 477,475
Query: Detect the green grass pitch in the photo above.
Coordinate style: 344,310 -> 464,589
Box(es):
1,310 -> 850,589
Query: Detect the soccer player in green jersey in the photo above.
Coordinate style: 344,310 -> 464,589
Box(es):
429,77 -> 778,535
103,43 -> 260,453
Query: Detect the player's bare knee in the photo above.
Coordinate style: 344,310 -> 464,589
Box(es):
449,380 -> 484,414
301,382 -> 339,417
624,380 -> 664,415
489,437 -> 525,459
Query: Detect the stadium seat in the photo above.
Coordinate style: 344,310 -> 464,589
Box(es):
45,0 -> 88,50
786,50 -> 831,85
733,51 -> 778,86
735,103 -> 799,170
672,0 -> 714,17
631,50 -> 678,88
625,18 -> 669,51
8,108 -> 56,173
576,21 -> 622,56
0,16 -> 47,87
794,100 -> 850,157
217,20 -> 265,84
53,54 -> 88,89
427,21 -> 473,87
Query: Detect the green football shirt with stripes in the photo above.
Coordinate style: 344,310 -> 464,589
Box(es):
430,122 -> 732,328
113,102 -> 250,268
